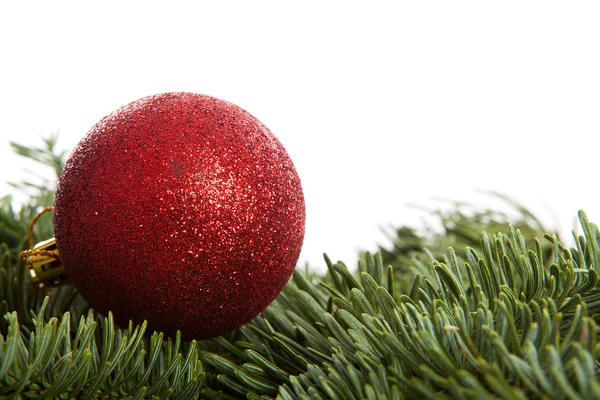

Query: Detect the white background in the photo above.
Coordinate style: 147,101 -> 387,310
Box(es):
1,2 -> 599,270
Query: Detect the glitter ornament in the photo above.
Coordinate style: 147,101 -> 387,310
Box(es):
53,92 -> 305,340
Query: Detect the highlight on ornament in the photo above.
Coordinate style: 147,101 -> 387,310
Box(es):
20,92 -> 306,340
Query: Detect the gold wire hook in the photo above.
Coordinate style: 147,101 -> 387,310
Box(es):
19,206 -> 68,286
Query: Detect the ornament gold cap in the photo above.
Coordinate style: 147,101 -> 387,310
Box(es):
19,206 -> 69,287
22,237 -> 67,286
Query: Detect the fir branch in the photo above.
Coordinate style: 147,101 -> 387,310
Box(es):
3,207 -> 600,399
1,134 -> 64,250
199,212 -> 600,399
9,133 -> 65,183
0,296 -> 206,399
2,136 -> 600,399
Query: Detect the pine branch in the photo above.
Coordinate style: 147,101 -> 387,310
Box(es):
1,296 -> 207,399
9,133 -> 65,181
2,136 -> 600,399
201,212 -> 600,399
1,134 -> 62,250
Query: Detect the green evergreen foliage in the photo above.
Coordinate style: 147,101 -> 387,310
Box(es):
1,137 -> 599,399
376,194 -> 555,296
0,134 -> 62,249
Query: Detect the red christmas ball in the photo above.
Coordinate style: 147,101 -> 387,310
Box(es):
54,92 -> 305,339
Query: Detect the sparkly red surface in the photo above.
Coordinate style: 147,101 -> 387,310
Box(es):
54,92 -> 305,340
